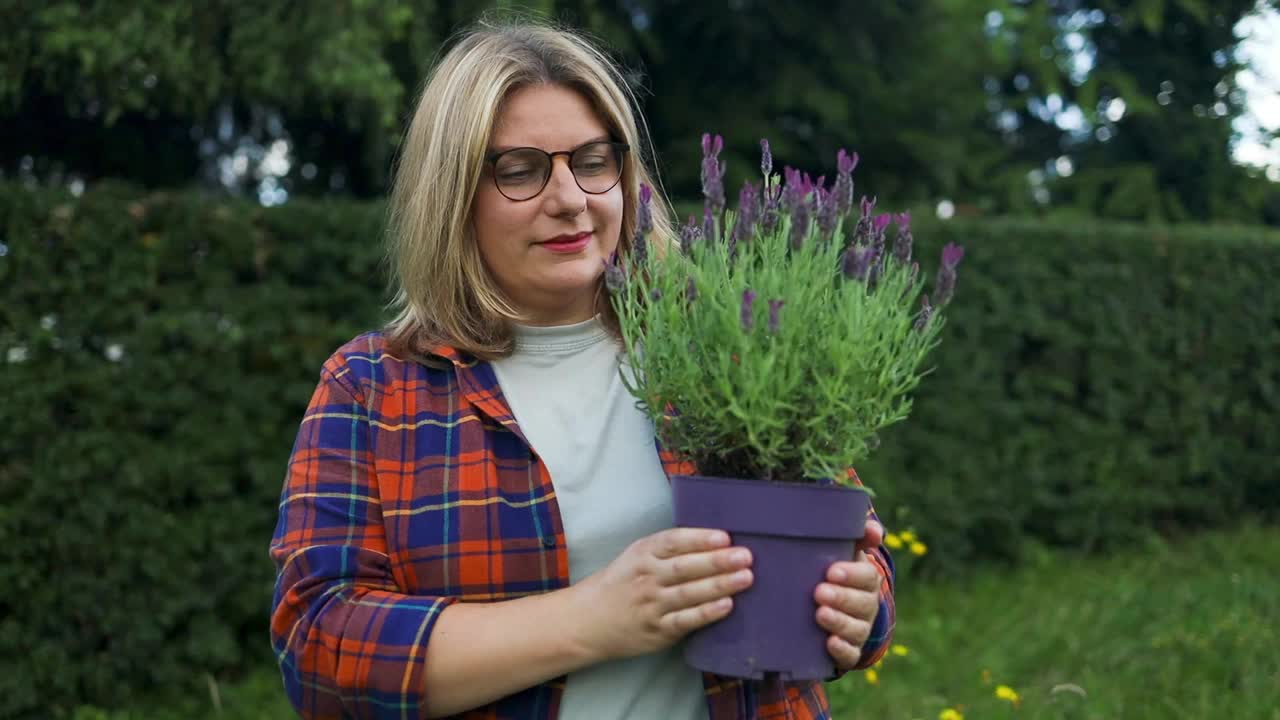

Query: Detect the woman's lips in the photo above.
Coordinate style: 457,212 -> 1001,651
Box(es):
538,232 -> 592,254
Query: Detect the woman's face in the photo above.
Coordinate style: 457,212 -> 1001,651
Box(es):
472,83 -> 625,326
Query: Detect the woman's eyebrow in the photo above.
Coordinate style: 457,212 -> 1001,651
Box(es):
489,135 -> 611,153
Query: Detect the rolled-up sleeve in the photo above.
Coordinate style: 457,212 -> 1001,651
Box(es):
269,359 -> 456,719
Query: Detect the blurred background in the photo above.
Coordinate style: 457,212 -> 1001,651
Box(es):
2,1 -> 1278,718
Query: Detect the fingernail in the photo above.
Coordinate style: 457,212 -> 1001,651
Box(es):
732,550 -> 751,566
819,586 -> 837,603
831,568 -> 847,583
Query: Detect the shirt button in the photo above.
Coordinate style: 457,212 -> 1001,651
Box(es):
542,535 -> 556,548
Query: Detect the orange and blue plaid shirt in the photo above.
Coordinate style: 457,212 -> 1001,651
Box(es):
270,332 -> 895,719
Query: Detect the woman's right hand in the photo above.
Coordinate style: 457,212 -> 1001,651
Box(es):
569,528 -> 754,662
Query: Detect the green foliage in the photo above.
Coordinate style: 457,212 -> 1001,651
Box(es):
0,182 -> 387,718
611,182 -> 949,488
860,213 -> 1280,573
2,183 -> 1277,713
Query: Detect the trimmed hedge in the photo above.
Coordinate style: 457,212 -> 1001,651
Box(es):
861,212 -> 1280,565
1,182 -> 1277,715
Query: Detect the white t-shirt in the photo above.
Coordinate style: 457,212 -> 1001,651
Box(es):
491,317 -> 708,720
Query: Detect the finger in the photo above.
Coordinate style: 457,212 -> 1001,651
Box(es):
827,561 -> 881,593
855,520 -> 884,553
827,635 -> 863,670
659,596 -> 734,636
816,605 -> 873,647
650,527 -> 730,559
661,547 -> 752,586
659,568 -> 753,613
816,582 -> 880,621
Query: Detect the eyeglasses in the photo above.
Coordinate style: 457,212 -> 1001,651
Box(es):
485,141 -> 629,202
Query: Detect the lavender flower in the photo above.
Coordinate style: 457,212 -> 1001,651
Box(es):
702,206 -> 718,244
732,181 -> 760,245
852,195 -> 877,245
760,138 -> 773,179
892,212 -> 913,264
760,183 -> 783,235
701,133 -> 726,217
914,294 -> 934,331
834,149 -> 858,217
603,256 -> 625,293
872,213 -> 892,243
933,242 -> 965,306
685,276 -> 698,303
783,168 -> 812,249
815,184 -> 839,244
681,214 -> 703,247
637,183 -> 653,237
632,230 -> 648,266
841,245 -> 873,282
740,289 -> 757,331
767,299 -> 785,334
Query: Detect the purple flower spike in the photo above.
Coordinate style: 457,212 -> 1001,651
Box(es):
702,206 -> 717,244
740,288 -> 757,332
852,195 -> 878,246
767,299 -> 785,334
681,214 -> 702,247
701,133 -> 726,217
760,139 -> 773,179
685,276 -> 698,303
637,183 -> 653,237
841,245 -> 873,281
873,213 -> 892,237
603,257 -> 625,293
838,149 -> 860,175
914,294 -> 934,331
834,149 -> 858,217
816,185 -> 839,244
760,183 -> 783,235
632,230 -> 648,266
733,181 -> 761,245
892,212 -> 913,264
933,242 -> 965,306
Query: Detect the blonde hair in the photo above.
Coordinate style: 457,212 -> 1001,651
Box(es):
384,14 -> 676,362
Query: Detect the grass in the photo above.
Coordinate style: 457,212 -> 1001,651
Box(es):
80,524 -> 1279,719
827,523 -> 1280,720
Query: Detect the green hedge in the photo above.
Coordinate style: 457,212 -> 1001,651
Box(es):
860,212 -> 1280,565
1,182 -> 1277,715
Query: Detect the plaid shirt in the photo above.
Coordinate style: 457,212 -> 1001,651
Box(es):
270,332 -> 895,720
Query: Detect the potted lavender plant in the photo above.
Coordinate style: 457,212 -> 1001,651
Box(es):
606,134 -> 964,681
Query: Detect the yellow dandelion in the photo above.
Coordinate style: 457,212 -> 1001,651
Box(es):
900,530 -> 917,543
891,644 -> 910,657
865,669 -> 879,685
910,541 -> 928,556
996,684 -> 1021,706
885,533 -> 904,550
939,709 -> 964,720
981,669 -> 992,684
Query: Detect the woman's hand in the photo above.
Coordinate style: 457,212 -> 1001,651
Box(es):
571,528 -> 754,662
814,520 -> 885,670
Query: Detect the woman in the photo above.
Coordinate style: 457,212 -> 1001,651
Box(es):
269,17 -> 894,720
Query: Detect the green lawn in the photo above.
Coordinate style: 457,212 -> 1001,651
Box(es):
828,523 -> 1280,720
84,524 -> 1279,719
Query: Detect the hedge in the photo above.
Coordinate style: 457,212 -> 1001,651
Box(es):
1,182 -> 1276,715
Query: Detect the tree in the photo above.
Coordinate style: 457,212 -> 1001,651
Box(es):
982,0 -> 1280,223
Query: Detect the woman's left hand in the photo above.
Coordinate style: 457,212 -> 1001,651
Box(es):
814,520 -> 885,670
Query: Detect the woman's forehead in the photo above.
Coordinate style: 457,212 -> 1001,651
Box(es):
490,84 -> 610,150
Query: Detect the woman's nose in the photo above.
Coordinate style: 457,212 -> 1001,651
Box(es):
542,156 -> 587,213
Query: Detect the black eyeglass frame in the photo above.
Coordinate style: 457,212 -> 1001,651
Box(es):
484,141 -> 631,202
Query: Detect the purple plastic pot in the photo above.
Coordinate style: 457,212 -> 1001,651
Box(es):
671,474 -> 870,681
